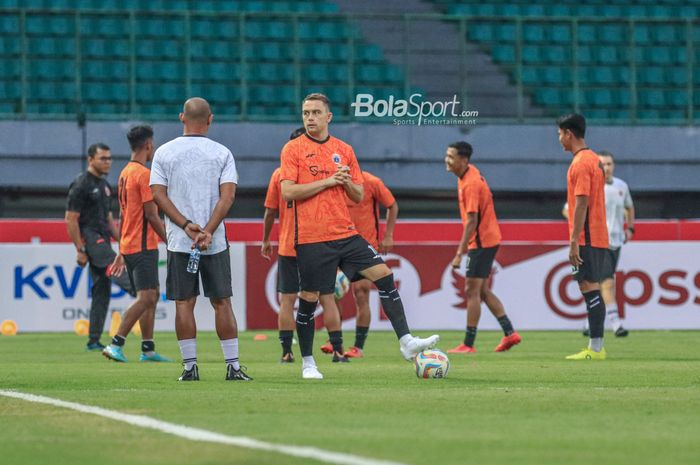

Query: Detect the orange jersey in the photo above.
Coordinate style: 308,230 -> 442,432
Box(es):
118,161 -> 160,254
280,134 -> 362,245
567,148 -> 609,248
346,171 -> 395,249
264,168 -> 296,257
457,165 -> 501,249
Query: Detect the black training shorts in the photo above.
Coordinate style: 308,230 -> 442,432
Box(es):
166,248 -> 232,300
123,249 -> 159,291
572,245 -> 609,284
277,254 -> 300,294
465,246 -> 499,278
296,235 -> 384,294
601,247 -> 621,280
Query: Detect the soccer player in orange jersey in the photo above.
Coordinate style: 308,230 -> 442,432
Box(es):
279,93 -> 438,379
444,142 -> 521,354
102,125 -> 171,363
331,170 -> 399,358
262,127 -> 348,363
558,113 -> 610,360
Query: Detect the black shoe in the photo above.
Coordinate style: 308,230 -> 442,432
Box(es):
280,352 -> 295,363
86,341 -> 106,351
178,364 -> 199,381
582,328 -> 590,337
615,327 -> 629,337
226,364 -> 253,381
332,351 -> 350,363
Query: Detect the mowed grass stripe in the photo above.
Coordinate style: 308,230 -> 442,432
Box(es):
0,390 -> 408,465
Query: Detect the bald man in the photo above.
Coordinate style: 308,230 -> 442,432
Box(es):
150,97 -> 252,382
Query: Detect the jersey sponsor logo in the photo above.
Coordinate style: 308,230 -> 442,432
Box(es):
309,166 -> 332,176
332,154 -> 341,164
305,153 -> 315,158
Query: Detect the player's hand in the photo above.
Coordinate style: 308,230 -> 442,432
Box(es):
76,250 -> 88,268
193,231 -> 213,251
261,241 -> 272,260
569,241 -> 583,266
109,254 -> 126,277
184,222 -> 203,240
379,235 -> 394,255
451,253 -> 462,269
624,228 -> 634,243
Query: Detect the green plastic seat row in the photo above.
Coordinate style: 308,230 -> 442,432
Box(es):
0,0 -> 337,13
450,2 -> 700,18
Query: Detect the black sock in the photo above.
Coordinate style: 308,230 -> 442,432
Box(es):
583,290 -> 606,339
497,315 -> 514,336
111,335 -> 126,347
354,326 -> 369,349
329,331 -> 343,353
464,326 -> 477,347
296,298 -> 317,357
141,339 -> 154,353
279,330 -> 293,355
374,274 -> 410,339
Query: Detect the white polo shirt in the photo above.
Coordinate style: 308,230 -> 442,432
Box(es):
150,135 -> 238,255
605,176 -> 633,249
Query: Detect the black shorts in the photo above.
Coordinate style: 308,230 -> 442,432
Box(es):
602,247 -> 621,280
296,235 -> 384,294
123,250 -> 159,291
466,246 -> 499,278
277,255 -> 300,294
166,248 -> 232,300
572,245 -> 609,283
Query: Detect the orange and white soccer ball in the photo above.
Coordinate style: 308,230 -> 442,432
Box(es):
415,349 -> 450,378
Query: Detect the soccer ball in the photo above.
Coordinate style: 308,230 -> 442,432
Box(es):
414,349 -> 450,379
334,270 -> 350,299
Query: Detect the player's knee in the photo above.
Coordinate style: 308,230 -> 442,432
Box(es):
299,290 -> 319,302
210,297 -> 232,311
373,273 -> 396,292
139,289 -> 159,307
465,280 -> 481,298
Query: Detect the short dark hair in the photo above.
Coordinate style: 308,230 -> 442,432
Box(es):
448,141 -> 473,159
290,127 -> 306,140
598,150 -> 614,160
87,142 -> 110,158
302,93 -> 331,111
127,125 -> 154,151
557,113 -> 586,139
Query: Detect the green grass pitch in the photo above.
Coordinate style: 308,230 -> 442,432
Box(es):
2,330 -> 700,465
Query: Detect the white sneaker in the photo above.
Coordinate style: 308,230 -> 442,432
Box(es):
400,334 -> 440,361
302,365 -> 324,379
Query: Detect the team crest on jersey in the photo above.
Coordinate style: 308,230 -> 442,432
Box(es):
332,153 -> 341,164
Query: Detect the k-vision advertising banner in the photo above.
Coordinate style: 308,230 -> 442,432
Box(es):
1,243 -> 247,332
246,243 -> 700,331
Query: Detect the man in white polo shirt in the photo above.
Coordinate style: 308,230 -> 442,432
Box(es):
150,97 -> 252,382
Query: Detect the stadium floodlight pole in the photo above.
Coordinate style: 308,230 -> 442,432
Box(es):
77,111 -> 87,173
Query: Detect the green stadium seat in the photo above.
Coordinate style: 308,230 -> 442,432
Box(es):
250,63 -> 294,83
135,18 -> 186,38
492,45 -> 516,63
521,67 -> 539,85
249,86 -> 277,104
665,90 -> 686,108
523,25 -> 546,43
584,89 -> 613,107
28,60 -> 74,80
585,109 -> 610,120
249,42 -> 294,61
0,14 -> 20,34
0,60 -> 21,78
468,24 -> 494,42
246,21 -> 293,40
599,25 -> 625,44
356,44 -> 383,62
190,62 -> 241,82
542,67 -> 572,85
639,89 -> 665,108
356,64 -> 384,83
80,17 -> 130,36
666,67 -> 688,85
494,24 -> 516,42
577,24 -> 598,44
638,67 -> 664,85
549,25 -> 572,42
637,109 -> 660,120
1,81 -> 21,99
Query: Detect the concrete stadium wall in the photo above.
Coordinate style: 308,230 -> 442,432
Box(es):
1,120 -> 699,191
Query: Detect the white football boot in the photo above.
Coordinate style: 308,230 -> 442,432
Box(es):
399,334 -> 440,361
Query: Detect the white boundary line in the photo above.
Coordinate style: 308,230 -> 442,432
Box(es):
0,390 -> 408,465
